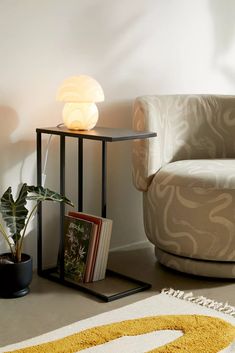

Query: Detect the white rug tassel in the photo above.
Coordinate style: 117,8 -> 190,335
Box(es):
161,288 -> 235,318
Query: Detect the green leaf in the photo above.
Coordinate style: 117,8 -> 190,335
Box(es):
0,183 -> 73,248
26,186 -> 74,207
0,183 -> 28,242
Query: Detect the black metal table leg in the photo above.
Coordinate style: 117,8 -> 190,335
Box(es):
78,138 -> 83,212
37,132 -> 42,275
101,141 -> 107,218
59,135 -> 65,281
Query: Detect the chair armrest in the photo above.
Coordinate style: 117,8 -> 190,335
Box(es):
132,96 -> 161,191
132,94 -> 235,191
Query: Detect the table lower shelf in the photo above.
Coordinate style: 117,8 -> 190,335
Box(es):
38,268 -> 151,302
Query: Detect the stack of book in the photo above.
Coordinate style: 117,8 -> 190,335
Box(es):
63,211 -> 113,283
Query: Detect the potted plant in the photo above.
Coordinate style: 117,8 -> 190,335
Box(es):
0,183 -> 73,298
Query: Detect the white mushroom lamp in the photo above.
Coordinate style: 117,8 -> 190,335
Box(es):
56,75 -> 104,130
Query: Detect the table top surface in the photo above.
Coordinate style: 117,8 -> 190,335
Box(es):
36,126 -> 157,142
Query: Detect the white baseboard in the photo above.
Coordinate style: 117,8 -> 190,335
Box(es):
109,240 -> 151,253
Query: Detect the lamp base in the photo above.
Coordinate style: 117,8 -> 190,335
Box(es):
63,102 -> 99,130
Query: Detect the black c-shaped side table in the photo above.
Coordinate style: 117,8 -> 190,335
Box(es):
36,126 -> 156,302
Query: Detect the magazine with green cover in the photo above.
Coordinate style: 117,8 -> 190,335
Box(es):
64,215 -> 94,283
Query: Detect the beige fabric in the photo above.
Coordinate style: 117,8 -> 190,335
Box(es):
132,95 -> 235,191
132,95 -> 235,277
144,159 -> 235,262
155,159 -> 235,189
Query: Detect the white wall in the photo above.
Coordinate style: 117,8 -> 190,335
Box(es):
0,0 -> 235,266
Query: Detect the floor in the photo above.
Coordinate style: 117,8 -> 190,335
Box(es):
1,243 -> 235,347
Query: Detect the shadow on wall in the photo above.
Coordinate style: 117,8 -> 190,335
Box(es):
209,0 -> 235,85
23,208 -> 61,269
99,99 -> 133,129
96,99 -> 143,248
0,105 -> 35,194
73,1 -> 148,82
0,106 -> 36,253
84,99 -> 134,215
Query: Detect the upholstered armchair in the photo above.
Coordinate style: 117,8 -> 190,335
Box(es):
132,95 -> 235,278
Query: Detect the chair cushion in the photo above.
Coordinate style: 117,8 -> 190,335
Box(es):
144,159 -> 235,262
156,159 -> 235,189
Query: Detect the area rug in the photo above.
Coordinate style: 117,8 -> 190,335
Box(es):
1,288 -> 235,353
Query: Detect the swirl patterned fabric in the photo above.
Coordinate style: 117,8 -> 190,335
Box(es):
132,95 -> 235,278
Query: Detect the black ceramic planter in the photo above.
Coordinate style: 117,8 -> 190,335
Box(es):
0,253 -> 33,298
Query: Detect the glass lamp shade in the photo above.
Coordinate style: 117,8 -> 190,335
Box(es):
57,75 -> 104,130
62,102 -> 99,130
56,75 -> 104,103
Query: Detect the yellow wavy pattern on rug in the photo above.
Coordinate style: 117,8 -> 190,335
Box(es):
7,315 -> 235,353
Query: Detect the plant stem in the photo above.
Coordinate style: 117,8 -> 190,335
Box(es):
15,243 -> 21,262
19,202 -> 39,255
0,222 -> 14,257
